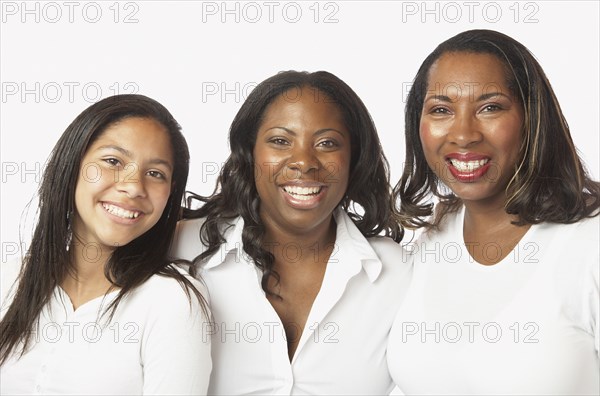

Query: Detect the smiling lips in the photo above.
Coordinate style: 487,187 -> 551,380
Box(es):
282,185 -> 323,200
280,183 -> 326,208
445,153 -> 491,182
102,202 -> 142,220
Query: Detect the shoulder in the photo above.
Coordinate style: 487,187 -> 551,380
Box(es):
366,236 -> 414,283
127,266 -> 208,317
170,217 -> 208,261
563,215 -> 599,244
535,216 -> 599,261
367,236 -> 411,264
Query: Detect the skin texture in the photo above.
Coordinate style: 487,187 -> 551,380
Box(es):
420,52 -> 529,265
67,117 -> 174,307
253,86 -> 351,359
254,86 -> 351,238
420,52 -> 524,209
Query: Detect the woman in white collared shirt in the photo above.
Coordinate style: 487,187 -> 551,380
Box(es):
172,71 -> 412,395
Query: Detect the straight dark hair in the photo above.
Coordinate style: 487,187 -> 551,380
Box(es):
183,70 -> 401,296
394,29 -> 600,229
0,94 -> 208,365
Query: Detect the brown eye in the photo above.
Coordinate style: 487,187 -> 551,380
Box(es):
103,158 -> 121,167
147,170 -> 166,180
482,104 -> 501,112
317,139 -> 337,148
269,138 -> 289,146
430,107 -> 450,115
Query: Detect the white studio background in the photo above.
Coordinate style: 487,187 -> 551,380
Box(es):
1,0 -> 598,262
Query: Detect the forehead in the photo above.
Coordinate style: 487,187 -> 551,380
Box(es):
426,52 -> 511,95
262,87 -> 344,123
89,117 -> 173,156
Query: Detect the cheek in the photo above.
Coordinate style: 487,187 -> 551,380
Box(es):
74,165 -> 107,203
148,187 -> 172,224
490,119 -> 523,161
322,149 -> 351,186
253,146 -> 285,188
157,188 -> 172,209
338,151 -> 352,185
419,121 -> 439,163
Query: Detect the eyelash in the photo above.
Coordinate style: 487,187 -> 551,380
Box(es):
481,104 -> 502,112
428,104 -> 503,115
317,139 -> 338,148
430,107 -> 450,114
146,170 -> 166,180
269,138 -> 289,146
103,157 -> 121,167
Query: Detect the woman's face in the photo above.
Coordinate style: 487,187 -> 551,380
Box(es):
72,117 -> 174,252
253,86 -> 351,236
419,51 -> 524,207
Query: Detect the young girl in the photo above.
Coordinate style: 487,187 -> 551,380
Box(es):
0,94 -> 211,395
172,71 -> 412,394
388,29 -> 599,395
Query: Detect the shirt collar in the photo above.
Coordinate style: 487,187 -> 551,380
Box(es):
204,216 -> 245,270
204,209 -> 383,283
332,208 -> 383,283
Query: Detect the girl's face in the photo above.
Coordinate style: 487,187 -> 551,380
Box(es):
253,86 -> 352,236
72,117 -> 174,252
419,51 -> 524,207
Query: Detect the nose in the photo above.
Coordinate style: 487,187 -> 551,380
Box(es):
285,144 -> 320,178
116,162 -> 147,198
447,113 -> 483,147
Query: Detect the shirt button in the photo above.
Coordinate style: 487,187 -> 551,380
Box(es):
36,385 -> 41,393
41,365 -> 47,372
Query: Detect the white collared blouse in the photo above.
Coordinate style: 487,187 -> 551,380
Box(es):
172,208 -> 413,395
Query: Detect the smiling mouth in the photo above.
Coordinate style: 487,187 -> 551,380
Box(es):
102,203 -> 141,219
448,158 -> 489,173
282,185 -> 323,201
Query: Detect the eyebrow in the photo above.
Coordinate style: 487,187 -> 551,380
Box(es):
96,145 -> 173,171
424,92 -> 511,103
265,126 -> 347,137
476,92 -> 511,101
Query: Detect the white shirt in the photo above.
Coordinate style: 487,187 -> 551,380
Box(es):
0,265 -> 212,395
172,209 -> 413,395
388,206 -> 600,395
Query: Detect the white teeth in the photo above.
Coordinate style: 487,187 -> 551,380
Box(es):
283,185 -> 322,199
102,203 -> 141,219
449,159 -> 489,172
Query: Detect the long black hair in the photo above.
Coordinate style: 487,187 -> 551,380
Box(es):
0,94 -> 208,364
394,29 -> 599,229
184,71 -> 401,296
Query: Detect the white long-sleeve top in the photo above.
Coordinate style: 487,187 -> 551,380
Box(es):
172,209 -> 413,395
0,264 -> 212,395
388,206 -> 599,395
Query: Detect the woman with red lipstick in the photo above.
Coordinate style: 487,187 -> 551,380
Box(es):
172,71 -> 412,394
388,29 -> 600,395
0,95 -> 211,394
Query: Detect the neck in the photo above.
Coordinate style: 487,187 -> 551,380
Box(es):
61,238 -> 115,309
261,216 -> 337,267
461,193 -> 512,225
